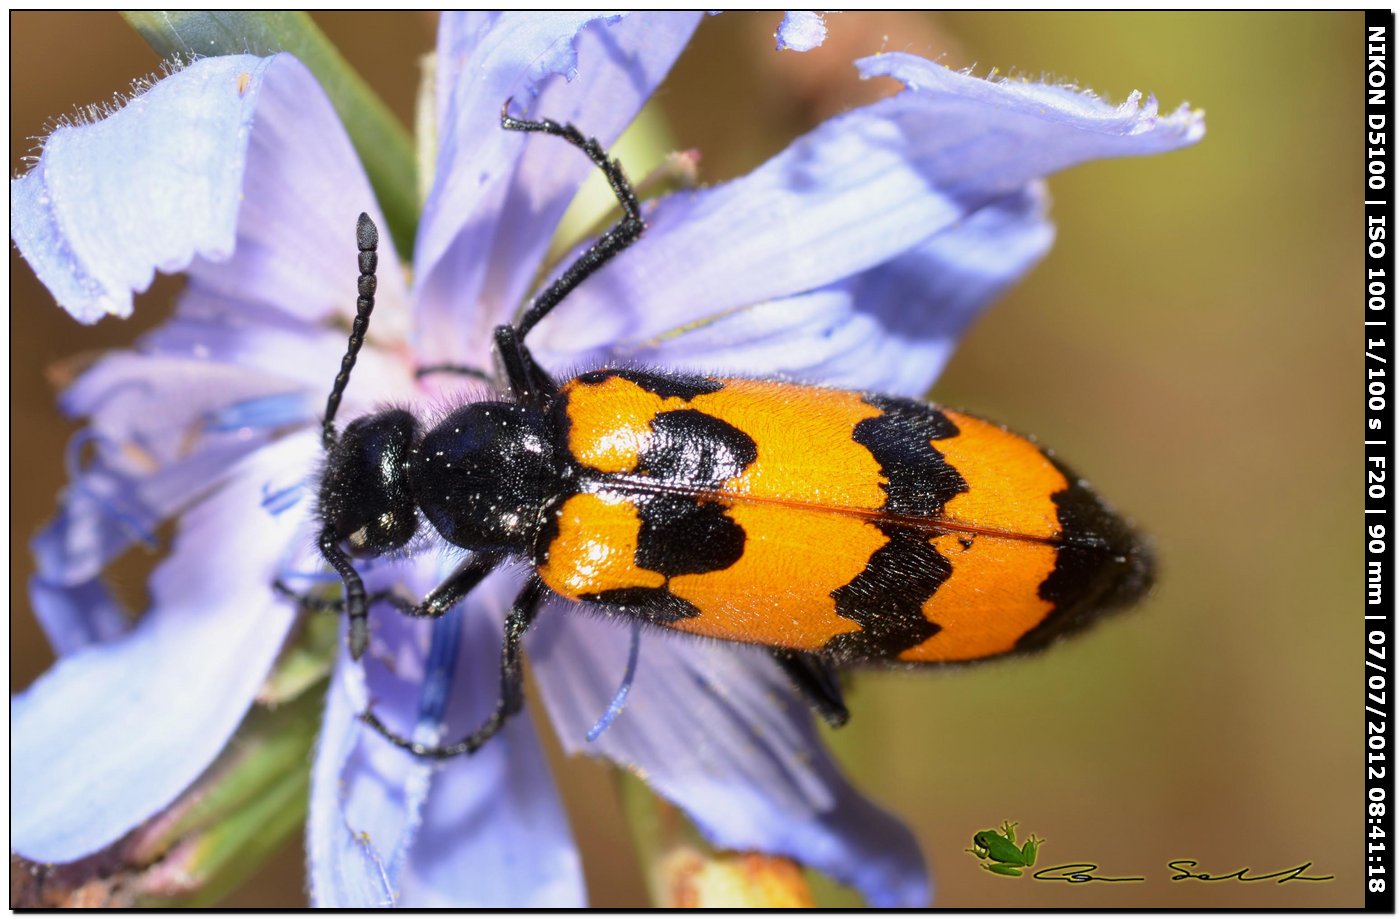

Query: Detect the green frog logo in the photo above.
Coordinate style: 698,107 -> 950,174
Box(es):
966,821 -> 1043,877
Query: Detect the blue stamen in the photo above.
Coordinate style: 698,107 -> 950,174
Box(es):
587,621 -> 642,742
260,479 -> 304,516
383,604 -> 462,883
204,392 -> 308,432
416,608 -> 463,734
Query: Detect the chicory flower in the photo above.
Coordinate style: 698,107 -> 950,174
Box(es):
11,11 -> 1203,908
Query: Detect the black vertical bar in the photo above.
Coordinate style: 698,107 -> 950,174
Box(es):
1365,9 -> 1395,913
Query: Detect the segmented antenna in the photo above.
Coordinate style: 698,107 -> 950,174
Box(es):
322,213 -> 379,449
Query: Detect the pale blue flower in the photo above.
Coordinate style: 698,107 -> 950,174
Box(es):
11,12 -> 1203,907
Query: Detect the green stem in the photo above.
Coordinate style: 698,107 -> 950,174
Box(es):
128,685 -> 324,907
121,11 -> 417,259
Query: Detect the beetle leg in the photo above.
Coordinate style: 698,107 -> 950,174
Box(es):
276,552 -> 503,622
360,575 -> 545,759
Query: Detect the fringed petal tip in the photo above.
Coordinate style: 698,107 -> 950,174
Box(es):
10,56 -> 272,324
11,51 -> 397,328
776,12 -> 828,52
857,52 -> 1205,147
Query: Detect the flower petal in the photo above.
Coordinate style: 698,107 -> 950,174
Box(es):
307,610 -> 421,908
533,57 -> 1201,366
11,55 -> 270,323
550,184 -> 1054,396
414,12 -> 701,367
28,314 -> 399,665
28,575 -> 128,657
858,51 -> 1206,154
184,58 -> 410,328
140,288 -> 419,421
33,433 -> 253,590
29,350 -> 315,614
10,52 -> 407,328
475,14 -> 702,339
776,12 -> 827,52
529,608 -> 930,907
11,434 -> 318,863
62,350 -> 306,466
309,564 -> 582,907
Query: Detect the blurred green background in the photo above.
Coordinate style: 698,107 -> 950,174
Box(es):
10,12 -> 1361,908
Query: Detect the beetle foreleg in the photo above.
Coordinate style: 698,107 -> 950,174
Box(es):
360,574 -> 545,759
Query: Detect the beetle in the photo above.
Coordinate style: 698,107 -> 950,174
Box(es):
298,105 -> 1154,758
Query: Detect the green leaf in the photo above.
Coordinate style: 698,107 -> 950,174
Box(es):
121,11 -> 417,259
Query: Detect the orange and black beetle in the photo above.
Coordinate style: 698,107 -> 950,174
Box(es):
303,108 -> 1153,758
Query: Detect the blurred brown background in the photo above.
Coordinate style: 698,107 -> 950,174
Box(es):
11,12 -> 1361,908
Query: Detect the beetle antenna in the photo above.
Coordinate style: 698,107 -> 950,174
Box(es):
322,213 -> 379,449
